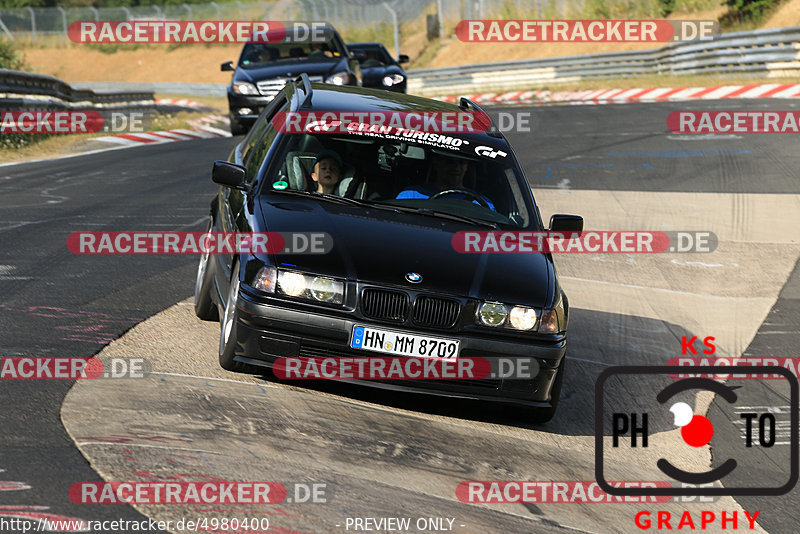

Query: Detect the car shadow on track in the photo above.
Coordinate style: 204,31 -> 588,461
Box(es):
248,308 -> 696,437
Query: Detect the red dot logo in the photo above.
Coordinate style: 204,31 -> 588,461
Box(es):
670,402 -> 714,447
680,414 -> 714,447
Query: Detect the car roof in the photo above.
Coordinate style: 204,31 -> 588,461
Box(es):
347,42 -> 385,48
284,81 -> 509,148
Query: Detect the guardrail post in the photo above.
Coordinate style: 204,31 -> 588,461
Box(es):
436,0 -> 444,38
0,15 -> 13,41
259,0 -> 269,19
210,2 -> 222,22
26,7 -> 36,42
306,0 -> 320,20
121,7 -> 132,21
152,5 -> 163,19
382,1 -> 400,60
182,3 -> 193,20
236,1 -> 246,20
90,6 -> 99,22
56,6 -> 67,39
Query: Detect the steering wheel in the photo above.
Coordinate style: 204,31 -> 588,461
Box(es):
430,188 -> 492,209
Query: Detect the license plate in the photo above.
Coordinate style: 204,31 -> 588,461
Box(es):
350,325 -> 460,358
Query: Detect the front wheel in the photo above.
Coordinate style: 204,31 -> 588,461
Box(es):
194,221 -> 218,321
219,263 -> 242,371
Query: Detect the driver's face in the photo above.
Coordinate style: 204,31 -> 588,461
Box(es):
432,156 -> 468,188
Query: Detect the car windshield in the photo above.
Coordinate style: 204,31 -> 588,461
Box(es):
262,131 -> 535,228
238,40 -> 342,68
351,46 -> 394,67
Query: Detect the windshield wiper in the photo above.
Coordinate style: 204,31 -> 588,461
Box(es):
269,191 -> 498,228
369,203 -> 499,229
271,190 -> 368,207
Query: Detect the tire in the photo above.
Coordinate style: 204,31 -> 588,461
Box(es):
229,117 -> 247,136
194,222 -> 218,321
526,358 -> 565,424
218,263 -> 242,371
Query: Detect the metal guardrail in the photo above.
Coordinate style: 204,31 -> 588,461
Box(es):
71,81 -> 227,98
407,26 -> 800,96
11,26 -> 800,104
0,68 -> 155,112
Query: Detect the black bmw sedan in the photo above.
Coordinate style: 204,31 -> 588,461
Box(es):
348,42 -> 409,93
195,76 -> 582,422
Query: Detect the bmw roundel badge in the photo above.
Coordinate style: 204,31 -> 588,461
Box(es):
405,272 -> 422,283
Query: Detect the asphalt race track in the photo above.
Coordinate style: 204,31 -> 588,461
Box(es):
1,99 -> 798,533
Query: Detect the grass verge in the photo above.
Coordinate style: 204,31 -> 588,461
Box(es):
0,110 -> 216,164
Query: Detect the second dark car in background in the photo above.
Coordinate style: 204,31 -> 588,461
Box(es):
222,23 -> 362,135
348,42 -> 409,93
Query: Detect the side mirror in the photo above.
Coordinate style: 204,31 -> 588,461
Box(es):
221,61 -> 234,72
398,54 -> 409,64
549,214 -> 583,232
212,161 -> 247,190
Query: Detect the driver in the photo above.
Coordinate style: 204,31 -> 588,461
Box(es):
396,152 -> 495,210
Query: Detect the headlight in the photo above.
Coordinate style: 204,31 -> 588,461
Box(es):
252,266 -> 276,293
310,277 -> 344,304
508,306 -> 538,330
278,271 -> 307,297
326,71 -> 350,85
477,302 -> 508,327
476,299 -> 564,333
382,73 -> 405,86
265,270 -> 344,305
232,81 -> 259,95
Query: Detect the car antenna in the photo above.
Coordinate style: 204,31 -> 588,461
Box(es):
458,97 -> 502,137
295,73 -> 313,109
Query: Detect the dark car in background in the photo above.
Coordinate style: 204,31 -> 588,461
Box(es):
222,23 -> 362,135
348,42 -> 408,93
195,76 -> 582,422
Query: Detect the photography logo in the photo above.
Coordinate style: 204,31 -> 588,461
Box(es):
595,366 -> 798,496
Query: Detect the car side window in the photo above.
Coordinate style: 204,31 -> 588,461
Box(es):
242,96 -> 288,178
243,100 -> 288,183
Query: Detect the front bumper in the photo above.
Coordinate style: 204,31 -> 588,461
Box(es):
231,291 -> 566,408
227,91 -> 273,123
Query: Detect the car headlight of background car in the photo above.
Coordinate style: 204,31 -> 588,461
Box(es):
251,266 -> 344,305
232,81 -> 259,95
476,298 -> 565,334
382,73 -> 405,87
325,71 -> 350,85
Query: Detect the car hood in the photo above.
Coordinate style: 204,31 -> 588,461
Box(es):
257,197 -> 553,306
235,59 -> 344,82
